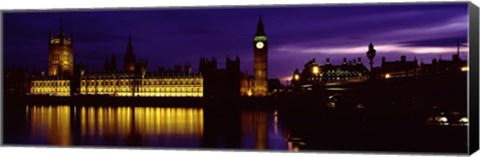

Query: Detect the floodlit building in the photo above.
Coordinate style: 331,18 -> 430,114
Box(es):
48,25 -> 74,77
31,76 -> 71,96
378,56 -> 419,79
240,73 -> 254,96
291,57 -> 370,90
253,16 -> 268,96
30,30 -> 203,97
79,72 -> 203,97
378,41 -> 467,79
29,16 -> 277,98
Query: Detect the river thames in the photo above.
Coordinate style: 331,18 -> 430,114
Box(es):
4,89 -> 468,154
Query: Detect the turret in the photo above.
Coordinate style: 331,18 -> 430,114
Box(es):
103,58 -> 110,72
47,21 -> 74,77
58,19 -> 65,44
255,14 -> 266,36
124,35 -> 136,72
111,54 -> 117,72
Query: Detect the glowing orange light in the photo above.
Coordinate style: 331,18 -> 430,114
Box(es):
461,66 -> 468,72
385,73 -> 392,79
459,117 -> 468,123
312,66 -> 320,74
294,74 -> 300,81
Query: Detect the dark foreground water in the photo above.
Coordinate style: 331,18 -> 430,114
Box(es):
3,76 -> 469,154
3,102 -> 467,154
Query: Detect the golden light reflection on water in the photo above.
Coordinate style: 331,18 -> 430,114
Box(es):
29,105 -> 71,146
241,111 -> 268,150
134,107 -> 204,137
79,106 -> 203,139
28,105 -> 204,146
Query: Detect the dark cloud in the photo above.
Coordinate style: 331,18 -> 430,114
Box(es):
2,3 -> 469,83
399,37 -> 467,47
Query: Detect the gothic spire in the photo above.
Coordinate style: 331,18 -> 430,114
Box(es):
126,35 -> 135,59
124,35 -> 136,72
128,35 -> 133,52
255,14 -> 266,36
59,18 -> 64,37
111,54 -> 117,72
60,18 -> 63,32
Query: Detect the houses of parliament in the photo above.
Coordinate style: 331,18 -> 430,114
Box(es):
28,17 -> 270,97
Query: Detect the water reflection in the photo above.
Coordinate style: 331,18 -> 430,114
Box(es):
133,107 -> 203,137
17,80 -> 468,153
27,105 -> 205,146
28,105 -> 72,146
240,110 -> 288,150
80,107 -> 133,139
79,106 -> 204,146
24,105 -> 287,149
241,111 -> 268,149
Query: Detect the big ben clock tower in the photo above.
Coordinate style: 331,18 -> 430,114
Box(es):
253,16 -> 268,96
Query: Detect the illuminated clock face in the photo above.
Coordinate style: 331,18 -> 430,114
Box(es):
256,41 -> 264,49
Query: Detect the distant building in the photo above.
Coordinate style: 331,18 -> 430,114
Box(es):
291,57 -> 369,91
4,66 -> 31,96
199,56 -> 241,98
418,41 -> 467,75
31,76 -> 70,96
378,56 -> 419,79
377,40 -> 467,79
79,72 -> 203,97
103,54 -> 118,73
31,35 -> 203,97
29,19 -> 282,98
124,36 -> 136,73
48,25 -> 73,76
321,57 -> 369,83
240,73 -> 255,96
31,73 -> 203,97
253,16 -> 268,96
419,53 -> 467,75
268,78 -> 284,94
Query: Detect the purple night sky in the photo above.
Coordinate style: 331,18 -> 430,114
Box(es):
3,2 -> 469,84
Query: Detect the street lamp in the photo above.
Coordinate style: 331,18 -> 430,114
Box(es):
366,42 -> 376,71
366,42 -> 376,80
